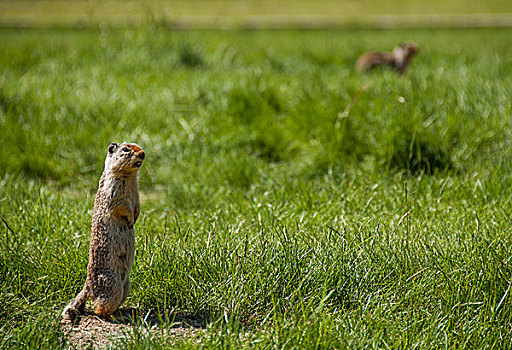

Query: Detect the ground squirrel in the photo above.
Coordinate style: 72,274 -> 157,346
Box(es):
356,43 -> 418,74
62,142 -> 145,320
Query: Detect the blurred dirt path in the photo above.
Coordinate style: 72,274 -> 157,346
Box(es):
1,1 -> 512,29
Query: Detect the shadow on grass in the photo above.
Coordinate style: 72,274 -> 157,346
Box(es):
67,307 -> 208,330
113,307 -> 208,329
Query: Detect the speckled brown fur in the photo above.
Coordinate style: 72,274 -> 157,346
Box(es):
356,43 -> 418,74
62,142 -> 145,320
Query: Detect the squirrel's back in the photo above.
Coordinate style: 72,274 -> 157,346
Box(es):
356,52 -> 394,72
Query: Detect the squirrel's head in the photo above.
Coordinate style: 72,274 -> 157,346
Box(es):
105,142 -> 145,174
400,43 -> 418,55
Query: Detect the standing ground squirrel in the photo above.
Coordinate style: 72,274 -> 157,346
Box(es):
62,142 -> 145,320
356,43 -> 418,74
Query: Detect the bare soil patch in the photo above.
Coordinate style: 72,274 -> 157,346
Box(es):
60,308 -> 206,349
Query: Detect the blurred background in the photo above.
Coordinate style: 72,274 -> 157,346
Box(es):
1,0 -> 512,29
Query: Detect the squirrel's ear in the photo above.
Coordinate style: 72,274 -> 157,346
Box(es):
108,142 -> 118,154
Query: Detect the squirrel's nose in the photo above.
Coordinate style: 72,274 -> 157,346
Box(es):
138,151 -> 145,160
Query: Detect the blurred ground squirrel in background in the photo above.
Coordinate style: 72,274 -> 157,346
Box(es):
356,43 -> 418,74
62,142 -> 145,321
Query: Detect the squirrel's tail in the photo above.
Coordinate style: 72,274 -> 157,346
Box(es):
61,286 -> 89,321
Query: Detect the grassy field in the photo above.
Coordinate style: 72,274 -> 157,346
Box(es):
1,26 -> 512,348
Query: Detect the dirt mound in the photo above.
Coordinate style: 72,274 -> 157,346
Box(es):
60,308 -> 205,349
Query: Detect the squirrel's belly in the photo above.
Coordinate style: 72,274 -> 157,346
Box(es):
110,225 -> 135,279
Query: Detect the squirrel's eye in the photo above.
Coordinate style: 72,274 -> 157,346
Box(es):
122,147 -> 130,152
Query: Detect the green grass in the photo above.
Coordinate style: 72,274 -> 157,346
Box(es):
1,27 -> 512,348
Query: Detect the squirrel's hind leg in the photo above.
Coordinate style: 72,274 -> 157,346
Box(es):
92,272 -> 124,319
